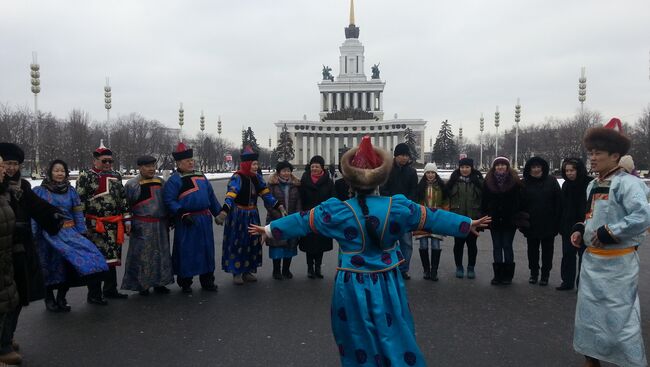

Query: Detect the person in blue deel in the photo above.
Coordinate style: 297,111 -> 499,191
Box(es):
249,136 -> 490,367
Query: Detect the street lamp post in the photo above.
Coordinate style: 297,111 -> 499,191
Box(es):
494,106 -> 500,157
30,52 -> 41,176
578,67 -> 587,114
478,112 -> 485,169
200,111 -> 205,132
514,98 -> 521,169
217,116 -> 222,136
104,77 -> 112,146
178,103 -> 184,141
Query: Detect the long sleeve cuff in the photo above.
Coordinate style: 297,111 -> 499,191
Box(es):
597,225 -> 619,245
264,224 -> 273,238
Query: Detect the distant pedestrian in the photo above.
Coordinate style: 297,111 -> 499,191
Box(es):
556,158 -> 592,291
447,157 -> 484,280
122,156 -> 174,295
216,145 -> 282,285
520,156 -> 561,286
266,161 -> 301,280
334,163 -> 352,201
413,163 -> 447,281
380,143 -> 418,280
481,157 -> 522,285
33,159 -> 108,312
299,155 -> 334,279
572,120 -> 650,367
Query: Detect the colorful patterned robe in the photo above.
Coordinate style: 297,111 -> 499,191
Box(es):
573,169 -> 650,367
221,173 -> 278,275
267,194 -> 471,367
121,175 -> 174,291
32,185 -> 108,286
162,170 -> 221,278
75,168 -> 131,267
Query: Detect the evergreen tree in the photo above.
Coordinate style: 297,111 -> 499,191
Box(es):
242,126 -> 259,150
403,127 -> 419,160
274,123 -> 295,162
433,120 -> 458,165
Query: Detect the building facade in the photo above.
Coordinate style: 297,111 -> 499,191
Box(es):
275,1 -> 426,166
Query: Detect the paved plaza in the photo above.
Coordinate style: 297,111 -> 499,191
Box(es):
14,179 -> 650,366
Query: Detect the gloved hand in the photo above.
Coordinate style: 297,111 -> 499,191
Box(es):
215,211 -> 227,225
181,213 -> 194,226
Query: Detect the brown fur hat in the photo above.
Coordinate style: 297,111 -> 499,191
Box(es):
583,127 -> 631,156
340,147 -> 393,190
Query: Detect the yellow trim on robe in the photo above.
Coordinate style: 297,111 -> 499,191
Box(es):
586,247 -> 635,257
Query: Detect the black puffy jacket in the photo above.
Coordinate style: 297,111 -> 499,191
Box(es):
520,157 -> 562,239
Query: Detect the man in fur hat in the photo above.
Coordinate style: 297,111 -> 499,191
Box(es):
162,142 -> 222,293
571,118 -> 650,367
76,140 -> 132,304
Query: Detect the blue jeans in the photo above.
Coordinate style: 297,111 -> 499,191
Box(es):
419,237 -> 441,250
398,232 -> 413,272
490,228 -> 516,264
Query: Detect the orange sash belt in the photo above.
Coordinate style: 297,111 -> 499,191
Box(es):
587,247 -> 636,257
85,214 -> 126,245
62,220 -> 75,229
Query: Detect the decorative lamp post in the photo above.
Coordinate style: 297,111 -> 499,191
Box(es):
104,77 -> 112,146
200,110 -> 205,132
514,98 -> 521,169
30,52 -> 41,176
217,116 -> 222,136
478,112 -> 485,168
178,103 -> 184,141
458,125 -> 463,148
578,67 -> 587,113
494,106 -> 500,157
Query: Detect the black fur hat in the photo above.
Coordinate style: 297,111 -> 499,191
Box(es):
583,127 -> 631,156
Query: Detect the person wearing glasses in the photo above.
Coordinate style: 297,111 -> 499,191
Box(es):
76,141 -> 132,305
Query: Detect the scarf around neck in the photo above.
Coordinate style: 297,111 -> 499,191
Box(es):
42,177 -> 70,194
311,170 -> 324,184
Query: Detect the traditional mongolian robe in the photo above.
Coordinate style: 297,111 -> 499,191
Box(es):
76,168 -> 131,266
32,185 -> 108,287
122,175 -> 174,291
222,172 -> 278,275
267,194 -> 472,367
162,170 -> 221,279
573,169 -> 650,367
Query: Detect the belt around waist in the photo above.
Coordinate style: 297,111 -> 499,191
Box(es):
587,247 -> 636,257
235,204 -> 256,210
133,215 -> 163,222
63,220 -> 75,228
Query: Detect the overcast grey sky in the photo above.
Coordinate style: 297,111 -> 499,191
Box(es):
1,0 -> 649,147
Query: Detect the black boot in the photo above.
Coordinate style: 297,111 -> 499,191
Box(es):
307,254 -> 315,279
430,249 -> 442,281
502,263 -> 515,285
87,274 -> 108,305
272,259 -> 283,280
56,286 -> 71,312
419,249 -> 431,280
282,258 -> 293,279
491,263 -> 501,285
103,267 -> 128,299
314,255 -> 324,279
45,287 -> 61,312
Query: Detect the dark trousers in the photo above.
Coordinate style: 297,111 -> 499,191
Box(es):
490,229 -> 516,263
103,267 -> 119,295
177,273 -> 215,288
86,267 -> 119,297
0,305 -> 21,354
526,236 -> 555,279
559,234 -> 585,288
453,233 -> 478,267
306,252 -> 324,268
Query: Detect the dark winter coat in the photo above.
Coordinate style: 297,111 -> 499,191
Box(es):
0,191 -> 19,313
7,175 -> 61,305
379,160 -> 417,200
298,171 -> 334,253
481,169 -> 523,230
559,158 -> 594,236
266,173 -> 302,249
520,157 -> 562,239
447,169 -> 484,219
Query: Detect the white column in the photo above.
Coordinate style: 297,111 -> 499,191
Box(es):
317,135 -> 323,157
344,93 -> 350,109
336,93 -> 342,111
361,92 -> 367,110
302,134 -> 307,165
393,134 -> 399,145
352,92 -> 358,109
378,92 -> 383,111
378,135 -> 384,149
334,136 -> 340,165
328,92 -> 333,111
352,136 -> 358,147
325,135 -> 331,164
371,135 -> 376,146
320,93 -> 324,112
343,136 -> 349,148
370,92 -> 376,111
309,135 -> 315,160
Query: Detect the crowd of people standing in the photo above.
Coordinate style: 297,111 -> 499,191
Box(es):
0,116 -> 648,367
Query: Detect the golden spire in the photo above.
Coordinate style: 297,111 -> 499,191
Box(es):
349,0 -> 355,25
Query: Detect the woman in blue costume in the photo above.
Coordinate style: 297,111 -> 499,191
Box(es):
250,137 -> 490,366
215,145 -> 282,285
32,160 -> 108,312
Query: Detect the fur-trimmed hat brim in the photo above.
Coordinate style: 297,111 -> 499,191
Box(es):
583,127 -> 631,156
340,147 -> 393,190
